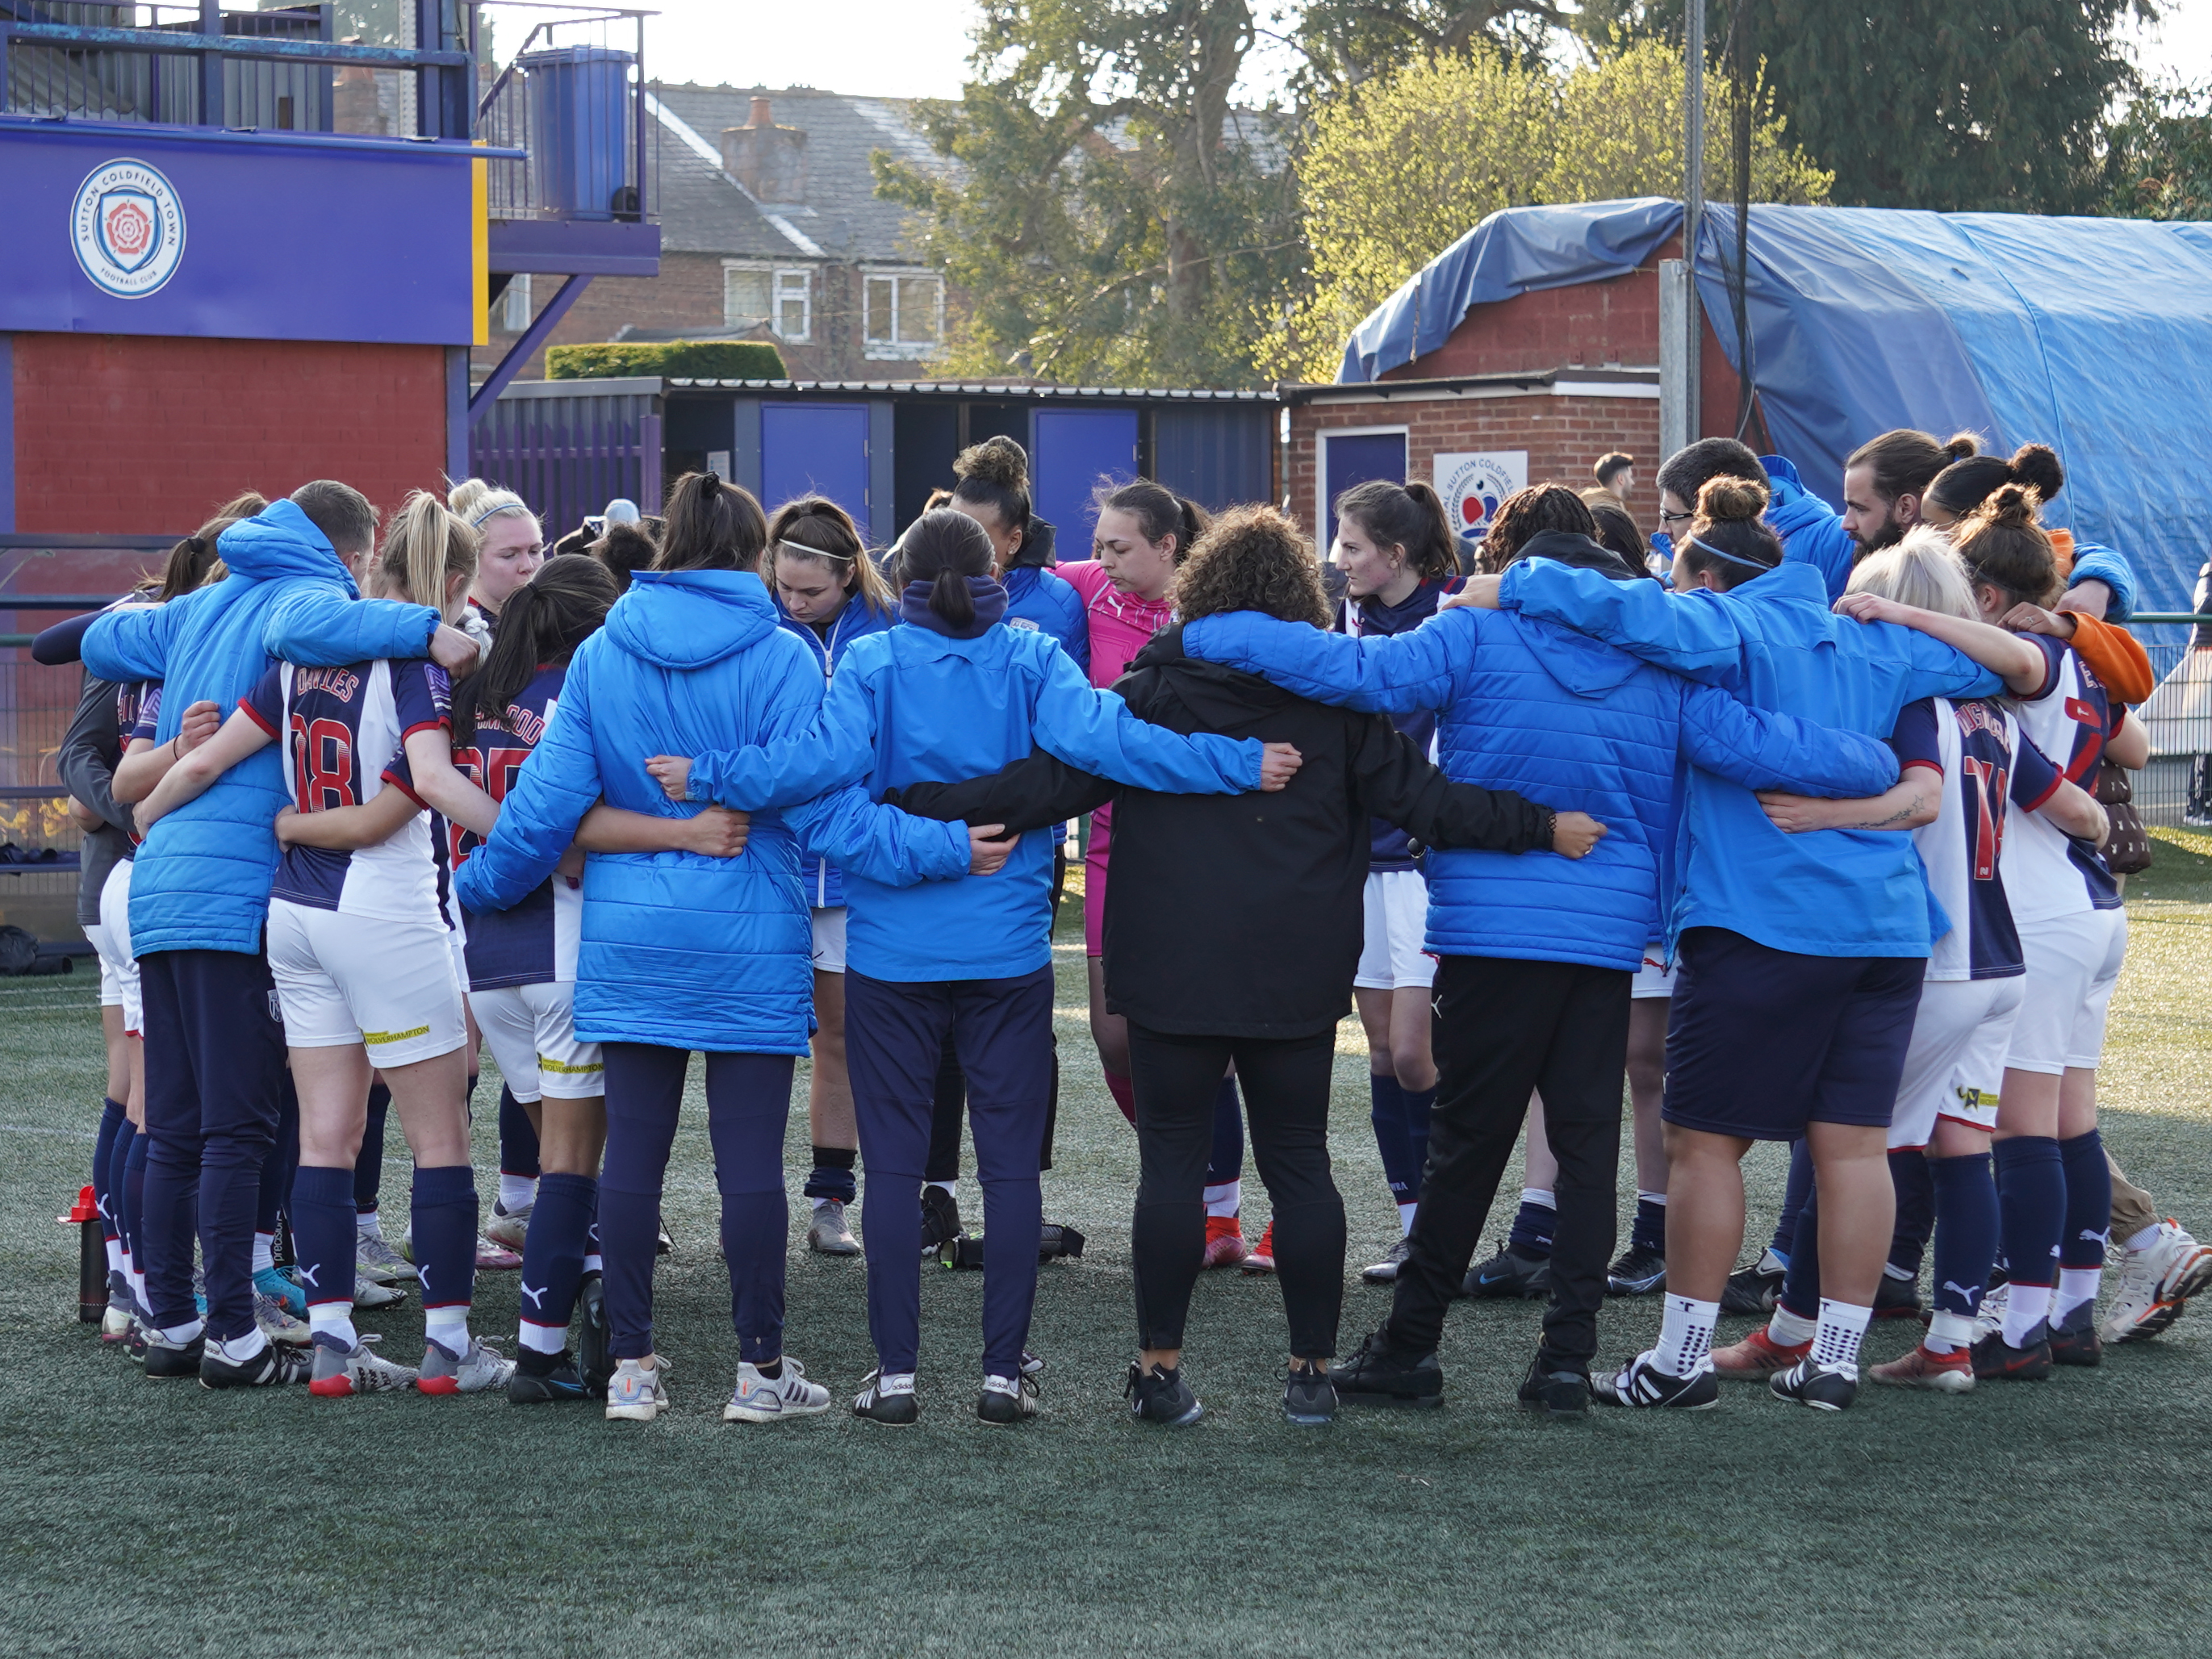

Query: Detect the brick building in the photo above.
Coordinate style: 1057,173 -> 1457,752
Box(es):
479,85 -> 955,385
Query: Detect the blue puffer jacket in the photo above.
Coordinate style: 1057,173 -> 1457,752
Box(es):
81,499 -> 440,955
1002,563 -> 1089,674
2066,543 -> 2136,625
776,591 -> 898,909
1761,456 -> 1857,602
1500,558 -> 2002,958
1182,608 -> 1900,972
684,613 -> 1266,983
454,570 -> 969,1052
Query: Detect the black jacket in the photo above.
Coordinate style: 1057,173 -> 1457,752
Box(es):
888,626 -> 1552,1039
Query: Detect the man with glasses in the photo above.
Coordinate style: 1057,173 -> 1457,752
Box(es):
1654,439 -> 1858,601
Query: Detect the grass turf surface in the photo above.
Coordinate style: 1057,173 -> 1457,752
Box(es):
5,835 -> 2211,1656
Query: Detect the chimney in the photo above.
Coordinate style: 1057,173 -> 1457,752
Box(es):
721,96 -> 809,204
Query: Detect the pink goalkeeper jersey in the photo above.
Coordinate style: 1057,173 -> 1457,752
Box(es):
1056,561 -> 1176,690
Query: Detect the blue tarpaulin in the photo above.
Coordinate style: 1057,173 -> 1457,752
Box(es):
1338,200 -> 2212,611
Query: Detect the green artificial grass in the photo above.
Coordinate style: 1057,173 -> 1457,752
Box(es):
4,843 -> 2210,1656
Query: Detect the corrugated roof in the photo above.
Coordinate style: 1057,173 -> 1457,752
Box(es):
649,83 -> 952,264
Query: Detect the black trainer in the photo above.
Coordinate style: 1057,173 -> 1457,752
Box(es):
1463,1243 -> 1550,1301
853,1369 -> 920,1425
919,1186 -> 962,1255
1593,1352 -> 1719,1409
142,1329 -> 203,1379
508,1346 -> 589,1403
1605,1243 -> 1667,1297
1331,1331 -> 1444,1407
1125,1361 -> 1203,1427
1970,1322 -> 2053,1382
1721,1258 -> 1784,1316
1282,1360 -> 1337,1426
1873,1273 -> 1926,1322
576,1271 -> 613,1397
200,1337 -> 311,1389
977,1371 -> 1040,1424
2049,1303 -> 2103,1369
1517,1355 -> 1592,1416
1770,1357 -> 1858,1410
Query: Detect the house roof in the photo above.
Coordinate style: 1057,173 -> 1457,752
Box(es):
648,83 -> 951,264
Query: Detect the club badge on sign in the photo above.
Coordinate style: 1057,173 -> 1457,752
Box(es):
1432,451 -> 1528,547
73,159 -> 186,299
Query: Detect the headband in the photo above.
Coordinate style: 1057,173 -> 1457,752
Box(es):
470,502 -> 528,529
1681,533 -> 1775,574
778,537 -> 854,564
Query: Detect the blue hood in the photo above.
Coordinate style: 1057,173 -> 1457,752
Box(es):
607,569 -> 779,669
1520,611 -> 1641,699
216,498 -> 360,590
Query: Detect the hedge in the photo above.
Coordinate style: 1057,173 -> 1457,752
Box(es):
546,341 -> 788,382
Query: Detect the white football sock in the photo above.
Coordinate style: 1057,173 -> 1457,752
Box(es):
926,1180 -> 956,1199
425,1306 -> 470,1356
1520,1186 -> 1557,1212
252,1232 -> 276,1274
1398,1201 -> 1418,1238
810,1196 -> 830,1211
582,1252 -> 604,1276
1637,1189 -> 1667,1208
104,1237 -> 124,1276
1811,1298 -> 1871,1377
498,1173 -> 537,1214
308,1304 -> 358,1349
1203,1180 -> 1241,1218
1925,1310 -> 1975,1354
215,1327 -> 268,1364
1653,1293 -> 1718,1377
2003,1282 -> 2053,1348
518,1320 -> 567,1355
2054,1266 -> 2102,1323
2122,1222 -> 2163,1254
1768,1305 -> 1817,1348
357,1209 -> 385,1241
159,1318 -> 203,1346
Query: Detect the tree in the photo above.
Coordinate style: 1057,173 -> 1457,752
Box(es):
873,0 -> 1570,387
2105,79 -> 2212,220
1580,0 -> 2154,214
1257,40 -> 1831,381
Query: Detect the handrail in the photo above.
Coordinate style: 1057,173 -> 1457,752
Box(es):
2,20 -> 467,66
474,22 -> 554,123
2129,615 -> 2212,626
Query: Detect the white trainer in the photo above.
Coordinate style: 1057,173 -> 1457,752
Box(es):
355,1229 -> 416,1285
254,1289 -> 311,1348
724,1356 -> 833,1423
483,1201 -> 533,1254
606,1356 -> 669,1422
420,1335 -> 516,1395
2101,1221 -> 2212,1345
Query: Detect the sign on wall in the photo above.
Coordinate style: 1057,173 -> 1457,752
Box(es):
1,123 -> 475,345
1432,449 -> 1527,542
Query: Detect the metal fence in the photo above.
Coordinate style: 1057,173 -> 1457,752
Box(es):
2130,620 -> 2212,826
474,3 -> 653,224
470,382 -> 661,541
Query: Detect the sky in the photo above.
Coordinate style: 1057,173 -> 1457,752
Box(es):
623,0 -> 2212,102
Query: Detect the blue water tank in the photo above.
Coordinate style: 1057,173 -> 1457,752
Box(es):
521,46 -> 633,220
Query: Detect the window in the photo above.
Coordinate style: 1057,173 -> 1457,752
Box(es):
863,270 -> 943,359
499,272 -> 531,334
725,262 -> 812,343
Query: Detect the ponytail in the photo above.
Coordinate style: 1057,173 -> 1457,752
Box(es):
1953,482 -> 2060,610
657,470 -> 768,573
895,508 -> 993,629
155,491 -> 266,601
374,491 -> 479,622
450,554 -> 618,746
1093,479 -> 1209,563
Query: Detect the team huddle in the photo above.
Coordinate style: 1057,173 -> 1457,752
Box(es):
49,423 -> 2212,1427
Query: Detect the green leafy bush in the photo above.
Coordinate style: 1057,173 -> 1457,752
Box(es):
546,341 -> 788,382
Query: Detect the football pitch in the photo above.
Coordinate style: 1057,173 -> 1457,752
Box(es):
5,835 -> 2210,1657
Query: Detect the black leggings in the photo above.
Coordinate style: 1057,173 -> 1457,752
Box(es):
1127,1024 -> 1343,1360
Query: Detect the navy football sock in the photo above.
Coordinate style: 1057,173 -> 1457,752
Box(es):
1767,1137 -> 1813,1264
2057,1129 -> 2112,1269
93,1097 -> 126,1241
1507,1194 -> 1556,1260
1402,1083 -> 1436,1204
412,1164 -> 479,1352
518,1172 -> 596,1352
291,1164 -> 358,1344
122,1130 -> 148,1276
500,1084 -> 542,1183
1779,1187 -> 1822,1321
1928,1152 -> 1998,1334
109,1120 -> 137,1262
1369,1073 -> 1416,1205
1993,1135 -> 2064,1293
1887,1147 -> 1934,1279
257,1081 -> 300,1237
1205,1075 -> 1244,1187
803,1146 -> 857,1206
353,1081 -> 391,1214
1631,1194 -> 1667,1256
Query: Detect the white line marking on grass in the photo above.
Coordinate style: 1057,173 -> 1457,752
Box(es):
0,1124 -> 96,1139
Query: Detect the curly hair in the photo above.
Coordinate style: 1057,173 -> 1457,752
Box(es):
1172,504 -> 1330,629
1480,484 -> 1596,573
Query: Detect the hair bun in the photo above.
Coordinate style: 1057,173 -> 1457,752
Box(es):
954,435 -> 1029,489
2008,443 -> 2065,503
1982,481 -> 2041,528
1942,433 -> 1982,462
1696,474 -> 1769,523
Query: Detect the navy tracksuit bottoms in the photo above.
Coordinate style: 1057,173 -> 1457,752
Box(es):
847,967 -> 1054,1381
137,947 -> 287,1341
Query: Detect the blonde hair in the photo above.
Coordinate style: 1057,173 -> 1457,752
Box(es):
447,477 -> 538,540
1845,526 -> 1978,621
766,495 -> 894,613
374,491 -> 480,623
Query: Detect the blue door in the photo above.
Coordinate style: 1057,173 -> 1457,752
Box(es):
1033,408 -> 1139,556
1321,430 -> 1406,548
763,403 -> 872,538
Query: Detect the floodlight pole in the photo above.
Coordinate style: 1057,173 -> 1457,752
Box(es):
1683,0 -> 1704,441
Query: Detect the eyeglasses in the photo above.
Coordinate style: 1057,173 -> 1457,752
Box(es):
1657,506 -> 1695,524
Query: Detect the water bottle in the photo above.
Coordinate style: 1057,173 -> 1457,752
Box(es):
64,1185 -> 103,1322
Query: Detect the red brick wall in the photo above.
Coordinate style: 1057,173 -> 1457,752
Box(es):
12,333 -> 448,534
1288,393 -> 1664,536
